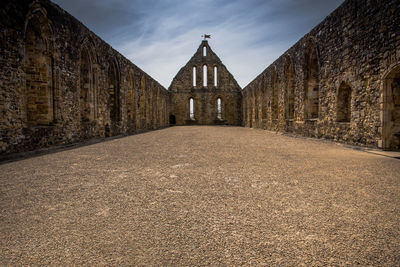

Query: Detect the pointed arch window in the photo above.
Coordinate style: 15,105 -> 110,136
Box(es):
304,42 -> 320,119
80,48 -> 95,122
272,71 -> 279,121
214,66 -> 218,87
189,98 -> 195,119
25,12 -> 54,125
127,70 -> 136,123
217,97 -> 222,119
203,65 -> 207,87
284,57 -> 295,120
203,46 -> 207,57
108,61 -> 121,135
193,66 -> 196,87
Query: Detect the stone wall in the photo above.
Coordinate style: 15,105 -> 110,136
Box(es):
242,0 -> 400,150
0,0 -> 170,156
2,0 -> 399,155
169,40 -> 242,126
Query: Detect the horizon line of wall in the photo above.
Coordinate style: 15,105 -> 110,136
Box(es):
242,0 -> 400,151
0,0 -> 170,156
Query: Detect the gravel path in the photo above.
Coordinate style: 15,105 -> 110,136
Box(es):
1,126 -> 399,266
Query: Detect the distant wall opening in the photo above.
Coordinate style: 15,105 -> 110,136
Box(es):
217,97 -> 222,119
108,61 -> 120,135
139,75 -> 146,129
304,41 -> 320,119
169,114 -> 176,125
248,93 -> 253,128
203,65 -> 207,87
203,46 -> 207,57
155,88 -> 160,127
284,57 -> 295,120
127,70 -> 136,128
147,83 -> 154,128
262,76 -> 267,122
193,66 -> 196,87
255,89 -> 259,126
189,97 -> 195,119
272,70 -> 279,121
80,47 -> 95,124
214,66 -> 218,87
243,93 -> 248,126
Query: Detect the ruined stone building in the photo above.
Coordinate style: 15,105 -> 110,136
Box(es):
1,0 -> 400,156
242,0 -> 400,151
0,0 -> 169,155
169,40 -> 242,125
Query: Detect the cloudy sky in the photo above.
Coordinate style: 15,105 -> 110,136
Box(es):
52,0 -> 344,88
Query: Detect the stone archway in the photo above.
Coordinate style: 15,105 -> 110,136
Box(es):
382,64 -> 400,151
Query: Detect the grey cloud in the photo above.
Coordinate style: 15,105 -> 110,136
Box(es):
52,0 -> 344,87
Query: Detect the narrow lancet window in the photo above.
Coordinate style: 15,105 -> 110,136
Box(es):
203,65 -> 207,87
217,97 -> 222,119
214,66 -> 218,87
190,98 -> 195,119
203,46 -> 207,56
193,66 -> 196,87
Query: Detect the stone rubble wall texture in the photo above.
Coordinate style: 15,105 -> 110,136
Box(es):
0,0 -> 170,155
169,40 -> 242,126
242,0 -> 400,150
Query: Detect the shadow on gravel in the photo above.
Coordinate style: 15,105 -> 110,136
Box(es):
0,128 -> 168,165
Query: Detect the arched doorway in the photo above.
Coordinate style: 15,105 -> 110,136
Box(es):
382,65 -> 400,150
169,114 -> 176,125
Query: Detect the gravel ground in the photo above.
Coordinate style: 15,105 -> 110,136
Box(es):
1,126 -> 400,266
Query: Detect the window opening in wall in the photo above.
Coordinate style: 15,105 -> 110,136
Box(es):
214,66 -> 218,87
304,43 -> 320,119
203,46 -> 207,56
193,66 -> 196,87
203,65 -> 207,87
272,71 -> 278,121
284,57 -> 295,120
108,62 -> 120,135
217,97 -> 222,119
25,16 -> 54,125
190,98 -> 195,119
337,82 -> 352,122
139,75 -> 146,129
262,76 -> 267,121
80,49 -> 94,123
127,71 -> 135,123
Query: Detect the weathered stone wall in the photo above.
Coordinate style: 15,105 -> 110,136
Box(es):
0,0 -> 170,156
169,41 -> 242,125
242,0 -> 400,150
